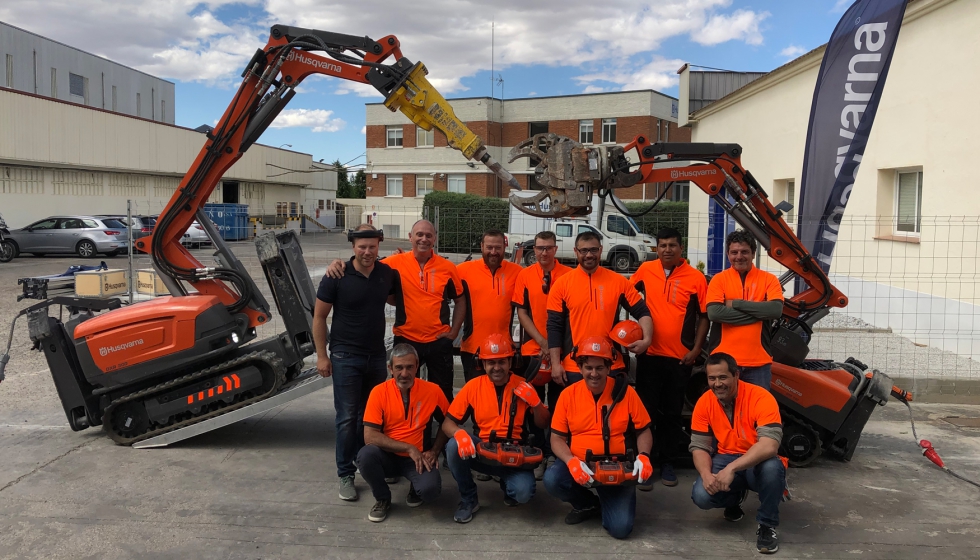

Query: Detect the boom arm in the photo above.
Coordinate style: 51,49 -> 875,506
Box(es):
507,133 -> 847,320
140,25 -> 521,329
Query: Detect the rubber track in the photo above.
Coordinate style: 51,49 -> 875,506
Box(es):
102,350 -> 285,446
780,408 -> 823,467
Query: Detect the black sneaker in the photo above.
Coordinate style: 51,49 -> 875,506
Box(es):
368,499 -> 390,523
503,496 -> 519,507
454,500 -> 480,523
406,485 -> 423,508
756,524 -> 779,554
474,471 -> 492,481
723,505 -> 744,522
564,504 -> 600,525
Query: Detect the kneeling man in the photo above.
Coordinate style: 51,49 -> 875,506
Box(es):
357,344 -> 450,522
690,352 -> 786,554
544,337 -> 654,539
442,333 -> 551,523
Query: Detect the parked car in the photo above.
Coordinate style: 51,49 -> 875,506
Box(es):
94,215 -> 152,240
181,220 -> 214,249
4,216 -> 131,258
136,215 -> 157,235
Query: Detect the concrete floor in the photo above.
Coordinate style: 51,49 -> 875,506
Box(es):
2,236 -> 980,558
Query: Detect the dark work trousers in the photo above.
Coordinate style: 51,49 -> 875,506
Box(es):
356,444 -> 442,503
460,351 -> 483,383
330,351 -> 388,478
526,381 -> 563,456
394,336 -> 456,404
635,354 -> 691,465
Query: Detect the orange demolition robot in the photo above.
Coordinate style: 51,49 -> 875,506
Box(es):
6,25 -> 520,445
508,134 -> 912,466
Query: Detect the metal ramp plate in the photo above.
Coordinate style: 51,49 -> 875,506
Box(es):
133,368 -> 330,449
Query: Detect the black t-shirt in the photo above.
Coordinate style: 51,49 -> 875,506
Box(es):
316,258 -> 399,355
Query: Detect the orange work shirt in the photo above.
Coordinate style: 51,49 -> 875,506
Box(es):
547,266 -> 646,372
363,378 -> 450,456
512,262 -> 572,357
446,373 -> 531,442
691,380 -> 782,456
457,259 -> 523,354
631,259 -> 708,360
551,377 -> 651,461
386,251 -> 464,343
706,266 -> 784,367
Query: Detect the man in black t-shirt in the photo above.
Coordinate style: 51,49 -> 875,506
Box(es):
314,224 -> 400,502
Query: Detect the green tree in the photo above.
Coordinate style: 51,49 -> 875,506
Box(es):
333,160 -> 352,198
350,170 -> 367,198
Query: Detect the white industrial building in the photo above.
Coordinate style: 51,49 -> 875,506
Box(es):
0,21 -> 336,229
679,0 -> 978,361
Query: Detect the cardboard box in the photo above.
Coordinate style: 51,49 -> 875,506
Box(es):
75,269 -> 128,298
136,269 -> 170,296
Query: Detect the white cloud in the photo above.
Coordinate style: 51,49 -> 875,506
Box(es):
582,85 -> 605,94
528,91 -> 537,96
1,0 -> 773,95
575,56 -> 684,92
360,126 -> 366,134
695,9 -> 769,46
832,0 -> 852,13
271,109 -> 345,132
779,45 -> 808,60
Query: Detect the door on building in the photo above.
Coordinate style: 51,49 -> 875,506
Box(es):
223,181 -> 240,203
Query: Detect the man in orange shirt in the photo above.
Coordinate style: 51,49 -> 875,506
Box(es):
457,229 -> 523,381
706,230 -> 784,390
630,227 -> 709,487
690,352 -> 786,554
546,231 -> 652,388
513,230 -> 572,478
326,219 -> 466,403
442,334 -> 551,523
545,337 -> 653,539
357,344 -> 450,523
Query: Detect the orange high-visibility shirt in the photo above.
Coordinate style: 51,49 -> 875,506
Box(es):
447,373 -> 531,442
691,380 -> 781,456
551,377 -> 651,461
386,251 -> 464,343
457,259 -> 522,354
706,266 -> 784,367
363,378 -> 450,456
512,262 -> 572,356
631,259 -> 707,360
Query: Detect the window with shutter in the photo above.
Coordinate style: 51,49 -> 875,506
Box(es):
896,171 -> 923,234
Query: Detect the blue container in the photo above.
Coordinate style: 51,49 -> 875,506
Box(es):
204,203 -> 250,241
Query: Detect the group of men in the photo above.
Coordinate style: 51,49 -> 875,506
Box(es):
313,218 -> 788,554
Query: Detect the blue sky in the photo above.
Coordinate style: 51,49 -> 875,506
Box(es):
1,0 -> 854,169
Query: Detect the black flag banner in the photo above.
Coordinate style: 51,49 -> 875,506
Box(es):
797,0 -> 909,274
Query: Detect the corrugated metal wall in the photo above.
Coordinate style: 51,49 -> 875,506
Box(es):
687,71 -> 767,113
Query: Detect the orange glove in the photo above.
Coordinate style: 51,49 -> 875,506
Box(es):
633,453 -> 653,483
454,430 -> 477,459
567,459 -> 595,486
512,381 -> 541,408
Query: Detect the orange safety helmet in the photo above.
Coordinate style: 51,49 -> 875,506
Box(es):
530,357 -> 552,386
609,320 -> 643,346
479,333 -> 515,360
574,336 -> 615,361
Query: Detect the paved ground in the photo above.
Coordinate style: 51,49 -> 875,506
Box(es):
2,235 -> 980,558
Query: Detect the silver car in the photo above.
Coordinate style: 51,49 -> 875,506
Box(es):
181,220 -> 214,249
5,216 -> 130,258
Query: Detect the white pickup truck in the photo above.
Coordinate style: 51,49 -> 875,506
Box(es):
507,193 -> 657,272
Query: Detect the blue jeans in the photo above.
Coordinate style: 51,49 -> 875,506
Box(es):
446,436 -> 536,506
331,351 -> 388,478
691,454 -> 785,527
740,364 -> 772,390
544,460 -> 637,539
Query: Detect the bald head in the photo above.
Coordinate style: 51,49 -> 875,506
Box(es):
410,219 -> 436,257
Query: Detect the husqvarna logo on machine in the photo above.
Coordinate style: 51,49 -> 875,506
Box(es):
287,52 -> 343,73
670,168 -> 717,180
99,339 -> 144,357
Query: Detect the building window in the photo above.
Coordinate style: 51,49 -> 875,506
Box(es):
579,120 -> 593,144
387,126 -> 403,147
276,202 -> 288,217
111,86 -> 117,111
5,54 -> 12,88
290,202 -> 298,216
529,121 -> 548,136
136,92 -> 141,117
416,127 -> 434,147
50,68 -> 57,97
416,177 -> 433,197
896,171 -> 923,234
447,174 -> 466,194
69,72 -> 85,103
318,199 -> 325,210
601,118 -> 617,144
386,176 -> 403,196
785,180 -> 795,223
671,182 -> 690,202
